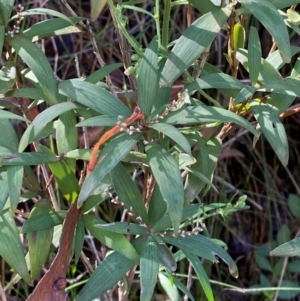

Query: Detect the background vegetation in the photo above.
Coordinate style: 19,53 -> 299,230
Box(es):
1,0 -> 300,300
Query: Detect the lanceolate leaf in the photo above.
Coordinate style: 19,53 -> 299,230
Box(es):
148,184 -> 167,226
78,133 -> 142,205
0,209 -> 31,284
8,36 -> 58,105
22,210 -> 66,233
149,123 -> 191,155
84,214 -> 139,262
58,79 -> 131,116
239,0 -> 291,63
76,115 -> 119,127
96,222 -> 148,235
0,119 -> 18,152
0,109 -> 28,122
19,102 -> 79,152
77,251 -> 134,301
250,101 -> 289,166
0,25 -> 4,54
146,143 -> 184,235
267,0 -> 300,9
270,238 -> 300,257
140,236 -> 160,301
183,250 -> 213,301
138,37 -> 158,116
27,200 -> 53,279
187,0 -> 219,14
163,234 -> 238,278
185,136 -> 222,201
110,163 -> 149,224
7,165 -> 23,211
0,0 -> 14,25
10,8 -> 77,24
85,63 -> 123,84
2,151 -> 59,166
160,8 -> 231,86
248,26 -> 262,85
0,169 -> 9,212
21,16 -> 83,41
164,105 -> 257,136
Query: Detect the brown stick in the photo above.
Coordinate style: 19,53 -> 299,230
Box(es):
26,203 -> 81,301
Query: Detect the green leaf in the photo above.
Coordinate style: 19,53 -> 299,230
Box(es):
0,209 -> 31,284
84,214 -> 139,262
158,273 -> 181,300
7,165 -> 23,211
2,151 -> 59,166
266,0 -> 300,9
110,163 -> 149,224
0,0 -> 14,25
138,37 -> 158,116
22,210 -> 66,233
270,238 -> 300,257
0,169 -> 9,212
85,63 -> 123,84
74,216 -> 85,263
7,36 -> 58,105
235,49 -> 283,85
0,109 -> 28,122
149,123 -> 191,155
0,119 -> 18,152
78,132 -> 142,205
19,101 -> 79,152
160,8 -> 230,86
56,111 -> 77,169
164,105 -> 257,136
248,27 -> 261,85
0,25 -> 4,53
146,143 -> 184,235
58,79 -> 131,116
77,251 -> 134,301
140,236 -> 160,301
185,136 -> 222,201
39,145 -> 79,203
76,115 -> 119,127
186,73 -> 252,95
96,222 -> 148,235
148,184 -> 167,226
250,101 -> 288,166
172,277 -> 195,301
157,242 -> 177,272
5,87 -> 45,100
183,250 -> 214,301
287,194 -> 300,219
187,0 -> 219,14
27,200 -> 53,279
21,16 -> 83,41
10,8 -> 77,24
239,0 -> 291,63
0,62 -> 16,95
163,234 -> 238,278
